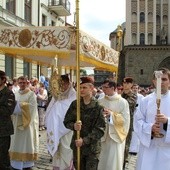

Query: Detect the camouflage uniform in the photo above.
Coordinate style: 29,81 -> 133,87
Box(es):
122,91 -> 137,164
64,98 -> 106,170
0,86 -> 16,170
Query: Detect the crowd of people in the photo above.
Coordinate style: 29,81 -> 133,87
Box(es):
1,67 -> 170,170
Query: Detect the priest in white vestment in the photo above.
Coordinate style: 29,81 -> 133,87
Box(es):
45,73 -> 76,170
10,76 -> 39,170
98,80 -> 130,170
134,68 -> 170,170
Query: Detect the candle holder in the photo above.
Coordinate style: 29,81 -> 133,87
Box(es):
153,99 -> 164,138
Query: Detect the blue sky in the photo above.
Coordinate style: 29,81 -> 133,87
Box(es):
67,0 -> 126,46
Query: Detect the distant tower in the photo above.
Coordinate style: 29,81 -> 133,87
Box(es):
125,0 -> 170,46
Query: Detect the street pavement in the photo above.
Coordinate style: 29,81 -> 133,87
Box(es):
34,130 -> 52,170
34,130 -> 137,170
125,154 -> 137,170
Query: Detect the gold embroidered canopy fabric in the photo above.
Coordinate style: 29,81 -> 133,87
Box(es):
0,26 -> 119,72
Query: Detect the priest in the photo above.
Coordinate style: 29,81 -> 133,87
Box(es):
98,80 -> 130,170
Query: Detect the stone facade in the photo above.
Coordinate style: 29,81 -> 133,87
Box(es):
118,45 -> 170,87
115,0 -> 170,87
125,0 -> 170,45
0,0 -> 68,79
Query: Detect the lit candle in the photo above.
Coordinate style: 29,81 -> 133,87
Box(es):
155,71 -> 163,99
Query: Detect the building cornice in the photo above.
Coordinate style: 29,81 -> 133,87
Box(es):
0,6 -> 33,26
122,45 -> 170,53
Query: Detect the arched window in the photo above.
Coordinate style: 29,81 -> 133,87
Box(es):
140,33 -> 145,45
148,12 -> 153,22
132,12 -> 137,22
132,33 -> 137,44
156,35 -> 160,45
163,15 -> 168,25
156,15 -> 160,24
148,33 -> 153,44
140,12 -> 145,22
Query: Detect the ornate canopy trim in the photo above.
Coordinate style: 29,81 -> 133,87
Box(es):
0,26 -> 119,71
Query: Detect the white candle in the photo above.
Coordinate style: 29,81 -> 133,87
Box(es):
155,71 -> 163,99
156,77 -> 161,99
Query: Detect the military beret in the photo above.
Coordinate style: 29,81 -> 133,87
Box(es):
123,77 -> 133,83
80,76 -> 94,85
0,70 -> 6,78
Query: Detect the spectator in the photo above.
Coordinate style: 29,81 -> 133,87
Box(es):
12,78 -> 19,93
37,84 -> 48,131
44,77 -> 49,91
40,73 -> 45,84
7,82 -> 13,91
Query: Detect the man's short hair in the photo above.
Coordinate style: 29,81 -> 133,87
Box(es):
153,67 -> 170,80
102,79 -> 117,88
132,83 -> 139,87
18,76 -> 27,81
123,77 -> 133,84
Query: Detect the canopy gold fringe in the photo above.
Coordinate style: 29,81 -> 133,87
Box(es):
0,47 -> 117,72
80,54 -> 117,72
0,47 -> 70,59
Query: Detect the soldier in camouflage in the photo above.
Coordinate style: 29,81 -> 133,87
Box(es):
121,77 -> 137,168
64,76 -> 105,170
0,70 -> 16,170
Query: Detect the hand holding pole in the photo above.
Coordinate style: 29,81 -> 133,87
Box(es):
153,71 -> 164,138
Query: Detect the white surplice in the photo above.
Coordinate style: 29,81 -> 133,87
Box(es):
45,85 -> 76,169
129,93 -> 144,153
134,91 -> 170,170
98,94 -> 130,170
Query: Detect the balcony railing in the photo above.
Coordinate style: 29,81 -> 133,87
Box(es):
48,0 -> 71,16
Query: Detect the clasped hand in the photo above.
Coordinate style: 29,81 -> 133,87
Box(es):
155,113 -> 168,124
103,108 -> 112,118
74,121 -> 83,147
75,138 -> 83,147
152,113 -> 168,133
74,120 -> 82,131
